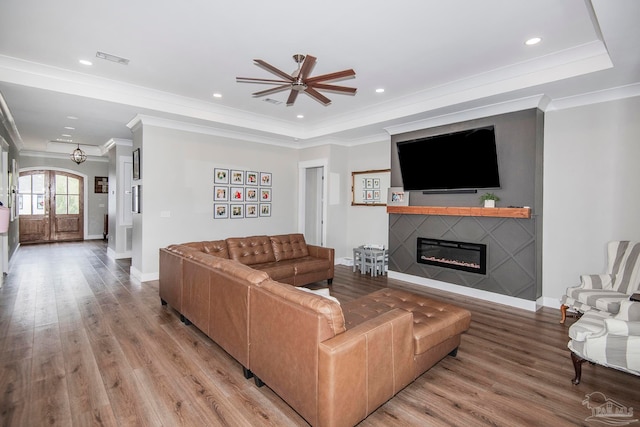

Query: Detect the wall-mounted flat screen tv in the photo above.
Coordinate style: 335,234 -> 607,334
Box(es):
396,125 -> 500,192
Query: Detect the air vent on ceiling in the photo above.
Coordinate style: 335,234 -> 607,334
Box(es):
263,98 -> 283,105
96,51 -> 130,65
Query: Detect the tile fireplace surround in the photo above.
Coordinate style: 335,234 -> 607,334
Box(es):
388,206 -> 540,308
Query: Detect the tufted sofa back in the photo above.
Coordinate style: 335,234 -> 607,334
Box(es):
226,235 -> 276,265
270,233 -> 309,261
175,240 -> 229,258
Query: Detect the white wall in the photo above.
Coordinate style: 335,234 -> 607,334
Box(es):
542,96 -> 640,304
346,139 -> 391,256
132,122 -> 299,280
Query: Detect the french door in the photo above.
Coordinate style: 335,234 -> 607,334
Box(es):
18,170 -> 84,243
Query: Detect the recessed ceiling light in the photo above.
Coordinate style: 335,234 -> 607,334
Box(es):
375,88 -> 385,93
525,37 -> 542,46
213,93 -> 222,98
64,126 -> 75,130
66,116 -> 79,120
55,138 -> 73,143
297,114 -> 304,119
79,59 -> 93,66
61,134 -> 72,137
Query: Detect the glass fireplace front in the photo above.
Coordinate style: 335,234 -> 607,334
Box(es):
417,237 -> 487,275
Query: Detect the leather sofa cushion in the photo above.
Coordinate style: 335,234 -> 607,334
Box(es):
251,261 -> 296,282
270,233 -> 309,261
226,235 -> 276,265
256,279 -> 346,336
293,256 -> 331,275
341,288 -> 471,355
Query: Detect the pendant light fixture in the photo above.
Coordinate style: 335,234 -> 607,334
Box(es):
70,143 -> 87,164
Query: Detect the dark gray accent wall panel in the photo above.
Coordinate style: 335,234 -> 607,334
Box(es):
390,214 -> 538,300
388,108 -> 544,301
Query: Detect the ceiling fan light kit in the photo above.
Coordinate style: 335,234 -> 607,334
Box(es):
236,54 -> 356,106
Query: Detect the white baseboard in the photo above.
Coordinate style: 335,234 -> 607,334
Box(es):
130,265 -> 158,283
107,247 -> 131,260
388,271 -> 542,312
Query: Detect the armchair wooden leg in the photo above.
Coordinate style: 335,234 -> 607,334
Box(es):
560,304 -> 568,324
571,352 -> 586,385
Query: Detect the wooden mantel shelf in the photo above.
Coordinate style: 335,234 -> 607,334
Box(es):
386,205 -> 531,219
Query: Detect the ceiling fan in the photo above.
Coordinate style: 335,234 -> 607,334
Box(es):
236,54 -> 356,106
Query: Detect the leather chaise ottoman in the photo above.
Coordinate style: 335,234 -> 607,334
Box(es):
341,288 -> 472,378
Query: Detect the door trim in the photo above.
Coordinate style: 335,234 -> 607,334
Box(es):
298,159 -> 328,247
20,166 -> 90,240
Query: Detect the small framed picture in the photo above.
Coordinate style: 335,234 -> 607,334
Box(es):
373,190 -> 380,200
231,187 -> 244,201
214,186 -> 228,201
245,187 -> 258,201
373,178 -> 380,189
94,176 -> 108,193
259,203 -> 271,217
245,204 -> 258,218
214,203 -> 228,219
260,188 -> 271,202
366,178 -> 373,189
388,187 -> 409,206
231,204 -> 244,218
231,170 -> 244,185
246,171 -> 258,186
366,190 -> 373,200
260,172 -> 272,186
214,168 -> 229,184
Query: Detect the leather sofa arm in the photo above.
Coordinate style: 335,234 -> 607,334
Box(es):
307,244 -> 335,263
317,308 -> 414,427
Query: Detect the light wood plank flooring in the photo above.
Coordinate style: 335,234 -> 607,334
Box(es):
1,241 -> 638,426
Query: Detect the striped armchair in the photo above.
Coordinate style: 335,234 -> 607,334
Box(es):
568,300 -> 640,384
560,241 -> 640,323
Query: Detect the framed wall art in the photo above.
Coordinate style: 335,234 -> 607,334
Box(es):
231,170 -> 244,185
245,187 -> 258,202
214,186 -> 228,201
212,167 -> 274,219
246,204 -> 258,218
231,204 -> 244,218
259,203 -> 271,217
351,169 -> 390,206
260,172 -> 272,186
214,203 -> 228,218
94,176 -> 108,193
214,168 -> 229,184
230,187 -> 244,201
246,171 -> 258,186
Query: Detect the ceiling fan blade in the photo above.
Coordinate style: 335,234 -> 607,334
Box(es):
252,84 -> 292,97
298,55 -> 317,80
236,77 -> 291,84
304,87 -> 331,106
254,59 -> 294,82
310,83 -> 357,94
305,69 -> 356,84
286,90 -> 299,106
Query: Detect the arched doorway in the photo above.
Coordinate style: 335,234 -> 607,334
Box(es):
18,170 -> 84,243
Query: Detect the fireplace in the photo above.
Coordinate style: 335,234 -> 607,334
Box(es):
417,238 -> 487,275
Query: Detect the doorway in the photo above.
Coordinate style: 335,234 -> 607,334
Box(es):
18,170 -> 84,243
298,160 -> 327,247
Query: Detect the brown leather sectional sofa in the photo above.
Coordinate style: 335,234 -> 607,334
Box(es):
158,233 -> 471,427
